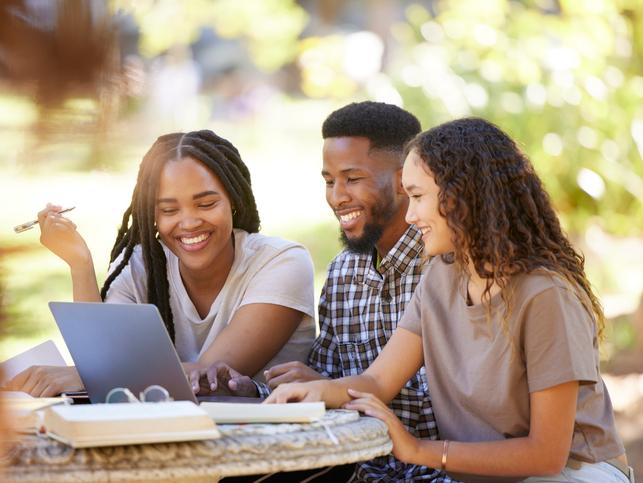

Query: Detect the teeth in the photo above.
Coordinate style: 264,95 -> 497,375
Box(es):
339,211 -> 362,222
180,233 -> 209,245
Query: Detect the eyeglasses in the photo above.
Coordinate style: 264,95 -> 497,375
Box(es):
105,384 -> 172,404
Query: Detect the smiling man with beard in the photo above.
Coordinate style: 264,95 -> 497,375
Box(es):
220,102 -> 452,482
260,102 -> 452,482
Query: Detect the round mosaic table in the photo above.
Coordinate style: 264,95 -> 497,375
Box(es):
4,409 -> 392,482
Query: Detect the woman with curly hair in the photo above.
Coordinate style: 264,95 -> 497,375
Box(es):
267,118 -> 631,482
7,130 -> 315,398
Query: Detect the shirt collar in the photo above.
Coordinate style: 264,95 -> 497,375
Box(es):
377,224 -> 423,275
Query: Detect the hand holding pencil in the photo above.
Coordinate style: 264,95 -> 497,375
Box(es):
14,206 -> 75,233
30,203 -> 93,270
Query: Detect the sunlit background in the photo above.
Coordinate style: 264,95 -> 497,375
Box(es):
1,0 -> 642,472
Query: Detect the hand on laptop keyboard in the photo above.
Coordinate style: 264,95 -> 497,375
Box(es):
183,361 -> 258,397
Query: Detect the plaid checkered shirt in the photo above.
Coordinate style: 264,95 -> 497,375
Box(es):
309,225 -> 454,482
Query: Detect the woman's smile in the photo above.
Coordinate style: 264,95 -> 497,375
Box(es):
418,225 -> 432,244
177,231 -> 212,252
155,156 -> 235,275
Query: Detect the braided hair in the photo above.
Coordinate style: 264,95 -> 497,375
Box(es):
406,118 -> 605,339
100,130 -> 260,342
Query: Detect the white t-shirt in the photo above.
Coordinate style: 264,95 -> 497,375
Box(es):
104,229 -> 316,382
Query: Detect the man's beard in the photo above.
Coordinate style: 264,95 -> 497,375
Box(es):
340,222 -> 384,255
340,190 -> 397,255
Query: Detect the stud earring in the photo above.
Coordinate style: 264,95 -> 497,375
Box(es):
232,208 -> 237,217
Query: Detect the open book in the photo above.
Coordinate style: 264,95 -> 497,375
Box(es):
3,391 -> 70,434
43,401 -> 220,448
201,401 -> 325,423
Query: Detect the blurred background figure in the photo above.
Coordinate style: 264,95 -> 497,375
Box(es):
0,0 -> 122,462
147,44 -> 201,130
0,0 -> 135,168
0,0 -> 641,477
0,0 -> 117,107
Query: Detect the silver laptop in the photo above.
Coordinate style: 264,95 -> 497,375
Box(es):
49,301 -> 199,404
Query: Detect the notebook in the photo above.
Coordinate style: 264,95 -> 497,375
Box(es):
202,401 -> 325,424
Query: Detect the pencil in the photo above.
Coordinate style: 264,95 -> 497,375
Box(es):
14,206 -> 76,234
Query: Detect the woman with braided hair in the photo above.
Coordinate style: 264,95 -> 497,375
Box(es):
266,118 -> 632,482
7,130 -> 316,398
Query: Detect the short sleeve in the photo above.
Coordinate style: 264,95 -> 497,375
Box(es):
238,245 -> 315,319
308,273 -> 342,379
103,255 -> 139,304
398,274 -> 424,336
522,286 -> 598,393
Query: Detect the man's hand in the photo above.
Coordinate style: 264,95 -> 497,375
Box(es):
2,365 -> 82,397
184,361 -> 258,397
264,361 -> 327,390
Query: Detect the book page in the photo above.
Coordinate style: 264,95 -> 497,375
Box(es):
3,392 -> 69,434
0,340 -> 66,383
3,393 -> 69,411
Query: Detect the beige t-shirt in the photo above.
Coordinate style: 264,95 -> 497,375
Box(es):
399,257 -> 624,471
105,229 -> 316,383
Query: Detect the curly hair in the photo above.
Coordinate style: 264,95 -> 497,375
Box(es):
100,130 -> 260,342
322,101 -> 421,156
407,118 -> 605,339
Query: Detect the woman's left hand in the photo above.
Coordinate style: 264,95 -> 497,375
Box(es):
343,388 -> 419,463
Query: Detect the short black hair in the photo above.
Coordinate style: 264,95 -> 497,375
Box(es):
322,101 -> 421,152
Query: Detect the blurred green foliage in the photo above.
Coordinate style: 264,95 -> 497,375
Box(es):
112,0 -> 307,71
386,0 -> 643,236
2,0 -> 642,357
286,220 -> 343,275
279,0 -> 643,236
18,0 -> 643,236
